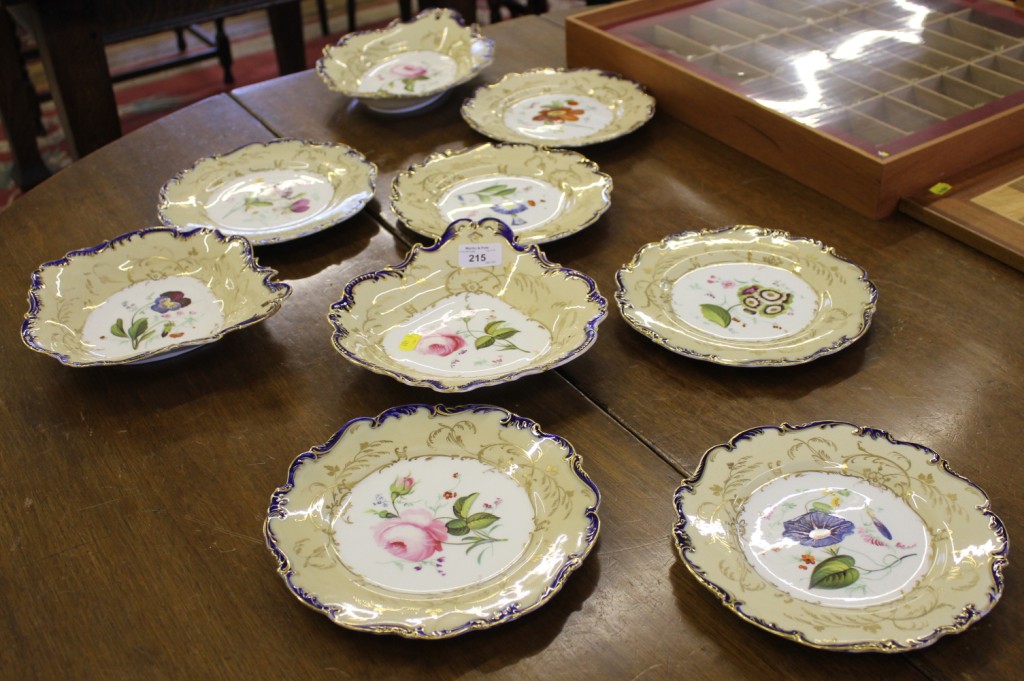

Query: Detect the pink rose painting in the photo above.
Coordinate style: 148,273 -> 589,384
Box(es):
373,508 -> 449,562
417,332 -> 466,357
368,476 -> 506,569
389,63 -> 429,92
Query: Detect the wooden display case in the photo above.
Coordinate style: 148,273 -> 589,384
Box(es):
566,0 -> 1024,220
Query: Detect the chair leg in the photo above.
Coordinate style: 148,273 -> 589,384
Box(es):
174,27 -> 187,51
317,0 -> 330,36
347,0 -> 357,33
214,18 -> 233,84
0,8 -> 50,190
267,1 -> 306,75
399,0 -> 413,22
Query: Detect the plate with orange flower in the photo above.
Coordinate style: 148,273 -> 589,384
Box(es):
461,68 -> 655,147
265,404 -> 600,638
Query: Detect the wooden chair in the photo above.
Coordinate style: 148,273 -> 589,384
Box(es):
0,0 -> 306,191
486,0 -> 547,24
314,0 -> 474,36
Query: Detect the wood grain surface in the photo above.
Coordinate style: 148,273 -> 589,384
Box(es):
1,14 -> 1019,681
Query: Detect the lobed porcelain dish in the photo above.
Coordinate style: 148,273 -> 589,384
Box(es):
157,138 -> 377,245
317,8 -> 494,114
329,218 -> 607,392
616,225 -> 877,366
461,67 -> 655,147
391,142 -> 612,245
265,403 -> 600,638
673,421 -> 1007,652
22,227 -> 291,367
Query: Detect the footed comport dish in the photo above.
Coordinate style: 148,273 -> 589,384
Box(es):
317,8 -> 494,114
265,404 -> 600,638
328,218 -> 606,391
674,421 -> 1007,652
22,227 -> 290,366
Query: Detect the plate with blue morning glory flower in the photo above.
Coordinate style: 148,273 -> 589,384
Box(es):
391,143 -> 612,245
264,404 -> 600,638
673,421 -> 1007,652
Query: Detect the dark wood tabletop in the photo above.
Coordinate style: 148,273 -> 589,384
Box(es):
1,12 -> 1020,681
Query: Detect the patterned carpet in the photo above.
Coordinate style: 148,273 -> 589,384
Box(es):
0,0 -> 581,211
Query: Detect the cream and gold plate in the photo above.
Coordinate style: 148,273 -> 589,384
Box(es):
391,142 -> 612,245
22,227 -> 291,366
158,138 -> 376,245
616,226 -> 877,366
317,8 -> 494,114
674,421 -> 1007,651
461,67 -> 655,147
265,404 -> 600,638
328,218 -> 607,391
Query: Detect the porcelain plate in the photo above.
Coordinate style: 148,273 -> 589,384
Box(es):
616,225 -> 877,366
391,142 -> 612,245
673,421 -> 1007,651
265,404 -> 600,638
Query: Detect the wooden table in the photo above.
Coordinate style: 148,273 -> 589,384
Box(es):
1,12 -> 1020,681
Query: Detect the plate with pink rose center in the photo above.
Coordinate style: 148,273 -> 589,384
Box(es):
158,138 -> 376,245
328,218 -> 607,392
265,404 -> 600,638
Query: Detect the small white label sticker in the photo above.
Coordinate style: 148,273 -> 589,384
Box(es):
458,243 -> 503,268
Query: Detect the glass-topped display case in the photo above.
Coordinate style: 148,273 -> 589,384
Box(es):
567,0 -> 1024,218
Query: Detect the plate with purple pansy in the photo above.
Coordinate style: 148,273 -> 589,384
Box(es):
22,227 -> 290,366
673,421 -> 1007,651
265,404 -> 600,638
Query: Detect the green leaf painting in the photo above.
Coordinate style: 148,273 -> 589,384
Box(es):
453,493 -> 479,519
700,303 -> 732,328
465,319 -> 526,353
810,555 -> 860,589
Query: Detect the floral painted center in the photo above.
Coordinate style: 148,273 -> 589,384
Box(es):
81,275 -> 224,360
738,471 -> 931,608
205,169 -> 334,232
358,51 -> 458,96
439,177 -> 563,232
333,456 -> 534,593
672,263 -> 819,340
381,292 -> 552,378
503,93 -> 614,141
